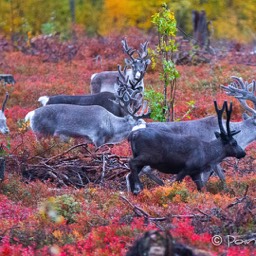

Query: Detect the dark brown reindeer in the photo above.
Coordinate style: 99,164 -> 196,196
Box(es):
90,38 -> 151,94
38,65 -> 150,119
127,101 -> 246,195
0,93 -> 9,134
135,76 -> 256,187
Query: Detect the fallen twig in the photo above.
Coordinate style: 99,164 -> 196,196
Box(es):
227,185 -> 249,208
45,143 -> 90,164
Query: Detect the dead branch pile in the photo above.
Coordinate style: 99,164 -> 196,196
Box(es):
19,144 -> 130,188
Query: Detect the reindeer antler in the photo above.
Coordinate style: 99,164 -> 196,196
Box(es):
224,101 -> 240,137
137,41 -> 149,60
214,100 -> 240,138
116,65 -> 129,93
221,76 -> 256,116
121,38 -> 136,61
214,101 -> 227,135
114,65 -> 140,107
115,65 -> 150,118
222,76 -> 256,102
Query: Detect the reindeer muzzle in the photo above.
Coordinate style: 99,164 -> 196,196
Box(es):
237,151 -> 246,159
135,71 -> 141,80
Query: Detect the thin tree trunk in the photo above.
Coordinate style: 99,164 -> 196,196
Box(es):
69,0 -> 76,41
0,157 -> 5,180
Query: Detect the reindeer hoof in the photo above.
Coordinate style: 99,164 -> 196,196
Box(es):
126,173 -> 143,195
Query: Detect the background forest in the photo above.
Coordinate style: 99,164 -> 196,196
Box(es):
0,0 -> 256,43
0,1 -> 256,256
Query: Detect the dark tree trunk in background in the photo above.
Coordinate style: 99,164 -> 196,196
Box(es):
192,10 -> 211,50
10,0 -> 15,43
69,0 -> 75,23
69,0 -> 76,41
0,157 -> 5,181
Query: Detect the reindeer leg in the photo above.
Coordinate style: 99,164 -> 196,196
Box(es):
200,169 -> 214,186
190,173 -> 204,191
214,164 -> 226,182
200,164 -> 226,187
128,159 -> 144,195
141,166 -> 164,186
175,171 -> 187,183
213,164 -> 228,190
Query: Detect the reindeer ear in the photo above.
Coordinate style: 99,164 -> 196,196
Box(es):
145,59 -> 151,65
215,131 -> 229,143
214,131 -> 220,138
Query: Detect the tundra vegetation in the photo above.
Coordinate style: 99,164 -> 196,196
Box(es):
0,4 -> 256,256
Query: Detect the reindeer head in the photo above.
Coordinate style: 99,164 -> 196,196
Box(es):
0,74 -> 15,85
114,65 -> 150,119
121,38 -> 151,83
214,101 -> 245,159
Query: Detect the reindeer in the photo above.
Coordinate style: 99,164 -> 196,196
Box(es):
0,74 -> 15,85
25,105 -> 147,147
0,93 -> 9,134
135,76 -> 256,187
90,39 -> 151,94
127,101 -> 246,195
25,69 -> 149,147
38,66 -> 150,119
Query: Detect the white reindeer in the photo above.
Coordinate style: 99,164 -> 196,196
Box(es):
90,39 -> 151,94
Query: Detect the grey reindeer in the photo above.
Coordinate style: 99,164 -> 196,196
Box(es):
0,93 -> 9,134
127,101 -> 246,195
25,69 -> 149,148
90,38 -> 151,94
135,76 -> 256,187
38,65 -> 150,119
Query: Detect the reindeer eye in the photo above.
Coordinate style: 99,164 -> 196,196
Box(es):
232,140 -> 237,146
